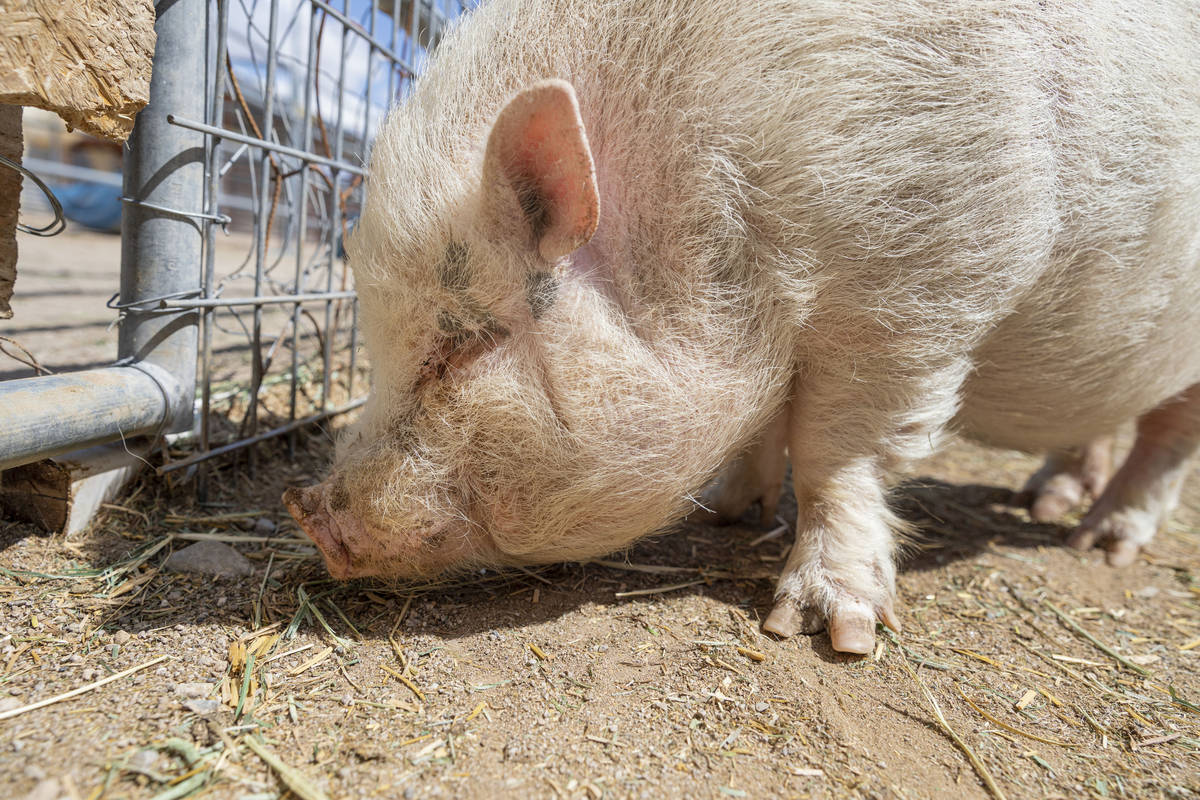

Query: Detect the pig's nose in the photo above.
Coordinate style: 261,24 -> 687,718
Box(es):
283,485 -> 352,577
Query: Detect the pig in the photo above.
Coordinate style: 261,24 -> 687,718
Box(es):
284,0 -> 1200,654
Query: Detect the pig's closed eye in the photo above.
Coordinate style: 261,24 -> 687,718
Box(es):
415,321 -> 509,390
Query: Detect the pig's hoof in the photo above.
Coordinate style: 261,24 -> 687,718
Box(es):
1067,510 -> 1153,567
827,601 -> 876,654
1023,472 -> 1085,522
764,595 -> 899,655
1022,440 -> 1112,522
762,602 -> 824,638
1030,481 -> 1082,522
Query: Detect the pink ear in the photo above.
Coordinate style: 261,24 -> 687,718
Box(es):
483,79 -> 600,261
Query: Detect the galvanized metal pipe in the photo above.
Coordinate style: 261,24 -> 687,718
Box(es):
0,0 -> 205,472
118,0 -> 208,435
0,366 -> 177,470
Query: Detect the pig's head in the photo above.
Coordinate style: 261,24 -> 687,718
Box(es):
284,78 -> 785,580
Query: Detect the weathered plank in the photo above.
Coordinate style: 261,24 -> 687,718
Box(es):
0,104 -> 20,319
0,0 -> 156,142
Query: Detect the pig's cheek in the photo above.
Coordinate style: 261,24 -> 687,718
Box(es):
482,489 -> 538,555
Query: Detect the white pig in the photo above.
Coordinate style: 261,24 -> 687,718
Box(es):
284,0 -> 1200,654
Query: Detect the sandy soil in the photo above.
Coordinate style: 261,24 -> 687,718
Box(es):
1,431 -> 1197,800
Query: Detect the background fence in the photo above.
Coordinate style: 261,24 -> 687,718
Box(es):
0,0 -> 473,511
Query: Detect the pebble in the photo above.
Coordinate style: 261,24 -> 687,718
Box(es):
183,699 -> 220,715
127,749 -> 159,772
20,778 -> 59,800
175,682 -> 211,699
253,517 -> 277,536
113,630 -> 132,645
163,541 -> 254,578
0,696 -> 22,713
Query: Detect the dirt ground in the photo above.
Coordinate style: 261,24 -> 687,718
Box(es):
1,428 -> 1197,800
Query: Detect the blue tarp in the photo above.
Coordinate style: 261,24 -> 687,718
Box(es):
53,181 -> 122,233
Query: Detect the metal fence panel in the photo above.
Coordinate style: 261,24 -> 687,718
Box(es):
0,0 -> 472,491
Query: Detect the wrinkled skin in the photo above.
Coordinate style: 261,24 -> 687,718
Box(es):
286,0 -> 1200,655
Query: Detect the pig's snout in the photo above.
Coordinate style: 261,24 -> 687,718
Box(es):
283,484 -> 353,578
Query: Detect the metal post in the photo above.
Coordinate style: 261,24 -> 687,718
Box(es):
0,0 -> 206,473
118,0 -> 208,434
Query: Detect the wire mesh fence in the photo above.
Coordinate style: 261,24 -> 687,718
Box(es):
0,0 -> 474,513
152,0 -> 472,490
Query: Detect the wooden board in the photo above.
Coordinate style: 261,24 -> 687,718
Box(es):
0,439 -> 150,534
0,0 -> 156,142
0,104 -> 20,319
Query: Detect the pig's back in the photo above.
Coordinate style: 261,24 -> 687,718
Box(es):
389,0 -> 1200,452
956,2 -> 1200,451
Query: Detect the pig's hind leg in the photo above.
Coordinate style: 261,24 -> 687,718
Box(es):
693,404 -> 790,527
1068,384 -> 1200,566
1020,437 -> 1113,522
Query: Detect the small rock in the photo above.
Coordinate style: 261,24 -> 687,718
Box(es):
64,654 -> 83,665
164,541 -> 254,578
81,668 -> 99,681
1128,654 -> 1161,666
1134,586 -> 1160,599
754,701 -> 769,712
0,697 -> 21,714
20,778 -> 59,800
127,749 -> 159,772
113,630 -> 132,645
23,765 -> 46,781
175,682 -> 211,699
253,517 -> 277,536
183,699 -> 220,715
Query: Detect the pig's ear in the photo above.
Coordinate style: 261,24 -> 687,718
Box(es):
482,79 -> 600,261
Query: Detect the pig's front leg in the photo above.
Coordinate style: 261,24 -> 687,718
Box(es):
763,455 -> 901,653
762,378 -> 916,653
